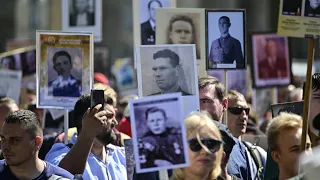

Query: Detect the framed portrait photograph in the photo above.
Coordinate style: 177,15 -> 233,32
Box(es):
129,93 -> 189,173
208,70 -> 247,96
36,31 -> 93,109
156,8 -> 207,77
281,0 -> 302,16
135,44 -> 199,116
271,101 -> 303,118
111,57 -> 137,92
133,0 -> 176,46
304,0 -> 320,17
61,0 -> 102,42
0,69 -> 22,104
206,9 -> 246,70
252,33 -> 292,88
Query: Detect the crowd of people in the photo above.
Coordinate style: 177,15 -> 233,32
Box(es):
0,72 -> 318,180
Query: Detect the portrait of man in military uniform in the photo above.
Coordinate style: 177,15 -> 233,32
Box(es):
141,0 -> 163,45
149,49 -> 191,96
138,107 -> 185,168
206,10 -> 245,69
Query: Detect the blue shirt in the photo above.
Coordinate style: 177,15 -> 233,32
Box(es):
45,134 -> 127,180
227,138 -> 251,180
48,75 -> 81,97
0,160 -> 74,179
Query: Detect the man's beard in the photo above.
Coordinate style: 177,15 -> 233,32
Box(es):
96,129 -> 116,146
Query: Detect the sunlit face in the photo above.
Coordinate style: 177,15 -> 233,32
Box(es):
146,111 -> 166,135
75,0 -> 88,14
0,123 -> 41,166
169,20 -> 193,44
272,128 -> 312,177
152,58 -> 179,91
199,85 -> 226,122
218,18 -> 230,34
53,55 -> 72,77
185,126 -> 222,177
148,1 -> 161,22
227,98 -> 249,138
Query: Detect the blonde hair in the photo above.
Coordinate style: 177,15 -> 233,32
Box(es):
266,112 -> 302,151
171,111 -> 223,180
93,83 -> 117,107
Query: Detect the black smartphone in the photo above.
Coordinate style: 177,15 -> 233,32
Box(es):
90,89 -> 104,111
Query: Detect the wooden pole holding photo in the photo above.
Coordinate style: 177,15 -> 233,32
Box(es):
64,110 -> 69,144
270,88 -> 278,105
300,39 -> 315,152
224,70 -> 228,125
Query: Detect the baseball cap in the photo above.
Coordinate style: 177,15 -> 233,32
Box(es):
94,73 -> 109,85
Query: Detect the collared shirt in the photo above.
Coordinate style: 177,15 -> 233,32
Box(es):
48,75 -> 81,97
45,134 -> 127,180
149,19 -> 155,31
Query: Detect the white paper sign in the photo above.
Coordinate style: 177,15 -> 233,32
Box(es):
0,69 -> 22,104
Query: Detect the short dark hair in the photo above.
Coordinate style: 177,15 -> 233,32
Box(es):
73,94 -> 91,134
219,16 -> 230,24
168,15 -> 196,44
153,49 -> 180,67
148,0 -> 162,9
52,51 -> 72,65
145,107 -> 167,120
5,110 -> 42,138
198,76 -> 226,102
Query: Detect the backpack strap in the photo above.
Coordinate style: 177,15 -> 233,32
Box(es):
243,141 -> 264,180
66,143 -> 73,149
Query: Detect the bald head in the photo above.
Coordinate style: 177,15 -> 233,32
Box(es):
0,97 -> 19,127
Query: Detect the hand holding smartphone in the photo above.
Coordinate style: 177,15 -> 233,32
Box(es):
90,89 -> 104,111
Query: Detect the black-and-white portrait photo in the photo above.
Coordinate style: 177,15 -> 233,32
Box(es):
47,48 -> 82,98
140,0 -> 171,45
69,0 -> 95,26
136,45 -> 197,96
129,93 -> 189,173
304,0 -> 320,17
271,101 -> 304,118
0,54 -> 19,70
20,49 -> 36,76
282,0 -> 302,16
156,8 -> 204,60
206,10 -> 246,69
62,0 -> 102,42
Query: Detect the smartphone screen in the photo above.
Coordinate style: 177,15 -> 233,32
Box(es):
90,89 -> 104,111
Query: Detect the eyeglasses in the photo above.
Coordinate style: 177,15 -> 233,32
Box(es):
188,138 -> 222,153
228,107 -> 250,115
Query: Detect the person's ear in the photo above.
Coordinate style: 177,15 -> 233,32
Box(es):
222,98 -> 228,112
228,23 -> 231,28
271,150 -> 281,163
114,107 -> 118,113
34,136 -> 43,150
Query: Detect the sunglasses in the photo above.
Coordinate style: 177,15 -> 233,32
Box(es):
188,138 -> 222,153
228,107 -> 250,115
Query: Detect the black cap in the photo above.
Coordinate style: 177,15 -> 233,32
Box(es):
212,121 -> 236,156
